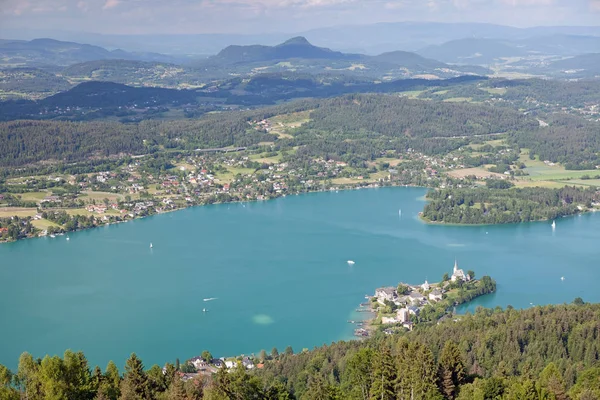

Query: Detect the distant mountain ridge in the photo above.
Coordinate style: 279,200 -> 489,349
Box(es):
5,22 -> 600,55
199,37 -> 489,77
208,36 -> 359,64
0,38 -> 186,67
417,35 -> 600,65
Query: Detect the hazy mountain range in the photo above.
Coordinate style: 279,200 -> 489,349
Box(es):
0,38 -> 190,68
3,22 -> 600,55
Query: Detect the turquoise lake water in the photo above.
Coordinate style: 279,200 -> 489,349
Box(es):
1,187 -> 599,370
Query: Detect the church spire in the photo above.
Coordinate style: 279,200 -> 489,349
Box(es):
454,259 -> 458,273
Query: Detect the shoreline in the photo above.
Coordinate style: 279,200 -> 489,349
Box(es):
418,209 -> 595,227
357,273 -> 497,338
0,183 -> 427,244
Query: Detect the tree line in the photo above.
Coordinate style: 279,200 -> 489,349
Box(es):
1,302 -> 599,399
422,186 -> 599,225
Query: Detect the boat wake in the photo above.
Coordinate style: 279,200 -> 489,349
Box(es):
203,298 -> 218,302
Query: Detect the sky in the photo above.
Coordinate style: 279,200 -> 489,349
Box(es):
1,0 -> 600,35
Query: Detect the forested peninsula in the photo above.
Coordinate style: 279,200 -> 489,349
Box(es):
422,184 -> 600,225
1,302 -> 599,400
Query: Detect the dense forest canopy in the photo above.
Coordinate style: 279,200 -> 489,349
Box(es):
509,115 -> 600,170
422,186 -> 600,224
1,303 -> 599,399
299,94 -> 538,139
0,94 -> 539,167
0,116 -> 274,167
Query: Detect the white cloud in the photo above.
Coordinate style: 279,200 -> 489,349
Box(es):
103,0 -> 120,9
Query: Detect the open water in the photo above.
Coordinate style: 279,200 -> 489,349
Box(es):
1,187 -> 599,369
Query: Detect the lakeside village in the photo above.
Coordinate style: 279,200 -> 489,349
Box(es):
353,260 -> 497,338
0,140 -> 489,243
134,260 -> 497,383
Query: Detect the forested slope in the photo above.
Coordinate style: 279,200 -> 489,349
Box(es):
0,116 -> 274,167
0,94 -> 539,167
1,303 -> 599,399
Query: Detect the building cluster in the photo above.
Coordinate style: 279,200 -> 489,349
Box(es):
373,260 -> 471,330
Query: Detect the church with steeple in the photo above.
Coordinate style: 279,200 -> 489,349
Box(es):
451,259 -> 471,282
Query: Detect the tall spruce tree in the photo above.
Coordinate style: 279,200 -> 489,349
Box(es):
369,345 -> 396,400
119,353 -> 150,400
438,341 -> 466,399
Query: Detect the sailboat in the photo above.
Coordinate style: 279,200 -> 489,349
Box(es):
399,209 -> 402,217
347,260 -> 355,265
150,243 -> 153,248
551,220 -> 556,229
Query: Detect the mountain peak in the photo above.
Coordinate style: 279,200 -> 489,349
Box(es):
280,37 -> 312,46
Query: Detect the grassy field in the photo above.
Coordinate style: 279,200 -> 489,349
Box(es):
79,191 -> 124,202
268,111 -> 312,139
31,219 -> 62,231
513,180 -> 568,189
398,90 -> 426,99
467,138 -> 506,150
0,208 -> 37,218
479,87 -> 507,95
516,149 -> 599,185
216,166 -> 256,183
63,208 -> 121,217
443,97 -> 474,103
18,191 -> 48,202
249,152 -> 283,164
373,157 -> 405,167
555,179 -> 600,187
448,167 -> 505,179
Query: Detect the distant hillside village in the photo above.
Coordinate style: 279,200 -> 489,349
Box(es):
357,261 -> 495,337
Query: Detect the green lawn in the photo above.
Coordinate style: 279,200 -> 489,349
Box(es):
80,191 -> 124,202
19,191 -> 48,202
32,219 -> 62,231
215,166 -> 256,183
0,208 -> 37,218
249,153 -> 282,163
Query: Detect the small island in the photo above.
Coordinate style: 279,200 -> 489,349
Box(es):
355,260 -> 496,337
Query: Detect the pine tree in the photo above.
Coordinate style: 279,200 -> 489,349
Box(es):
369,345 -> 396,400
271,347 -> 280,359
119,353 -> 150,400
17,352 -> 43,400
539,363 -> 567,400
345,348 -> 374,400
99,361 -> 121,400
166,376 -> 186,400
438,341 -> 466,399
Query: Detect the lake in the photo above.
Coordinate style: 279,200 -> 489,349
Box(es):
1,187 -> 599,370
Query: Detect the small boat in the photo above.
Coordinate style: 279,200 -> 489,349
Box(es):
50,234 -> 56,238
561,276 -> 565,281
203,298 -> 217,302
202,308 -> 207,312
347,260 -> 355,265
150,243 -> 153,248
66,237 -> 70,241
399,209 -> 402,217
552,220 -> 556,229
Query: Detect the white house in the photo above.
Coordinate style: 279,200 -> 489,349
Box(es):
429,289 -> 443,302
421,280 -> 430,291
375,287 -> 397,305
225,360 -> 236,369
